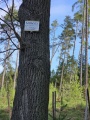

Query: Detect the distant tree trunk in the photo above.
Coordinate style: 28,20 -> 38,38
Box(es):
80,30 -> 83,86
1,39 -> 10,88
50,45 -> 59,64
1,63 -> 6,88
6,79 -> 11,120
70,21 -> 78,83
80,1 -> 85,86
11,0 -> 50,120
50,20 -> 59,64
13,47 -> 19,89
55,78 -> 57,88
59,55 -> 65,92
72,21 -> 78,58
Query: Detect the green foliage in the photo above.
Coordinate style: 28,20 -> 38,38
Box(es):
49,84 -> 59,110
0,64 -> 15,120
0,109 -> 9,120
48,80 -> 85,120
57,104 -> 71,120
0,87 -> 15,109
74,12 -> 82,22
51,20 -> 59,29
51,56 -> 79,85
62,80 -> 85,107
50,70 -> 59,84
59,16 -> 75,41
0,88 -> 8,109
0,81 -> 86,120
4,7 -> 18,21
0,63 -> 15,108
88,65 -> 90,82
72,0 -> 82,11
50,20 -> 59,41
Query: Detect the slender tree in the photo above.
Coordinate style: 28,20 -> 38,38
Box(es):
1,38 -> 10,88
50,20 -> 59,64
59,16 -> 75,90
13,45 -> 19,89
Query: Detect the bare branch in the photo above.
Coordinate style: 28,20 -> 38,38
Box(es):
4,0 -> 9,12
0,7 -> 19,22
50,45 -> 60,64
0,7 -> 10,15
0,49 -> 17,62
0,48 -> 19,53
0,17 -> 13,30
5,30 -> 19,48
0,18 -> 21,42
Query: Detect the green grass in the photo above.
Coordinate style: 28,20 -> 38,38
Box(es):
0,82 -> 86,120
0,109 -> 9,120
48,82 -> 86,120
0,104 -> 85,120
0,107 -> 85,120
48,105 -> 85,120
60,106 -> 85,120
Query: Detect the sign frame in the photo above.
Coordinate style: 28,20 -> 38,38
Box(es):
24,20 -> 40,32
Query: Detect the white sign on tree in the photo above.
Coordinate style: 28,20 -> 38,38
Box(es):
24,21 -> 40,31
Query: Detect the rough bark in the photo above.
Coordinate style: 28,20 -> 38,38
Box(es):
11,0 -> 50,120
85,0 -> 89,119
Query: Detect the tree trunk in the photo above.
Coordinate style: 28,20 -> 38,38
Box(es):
72,22 -> 77,58
80,1 -> 85,86
1,39 -> 10,88
6,79 -> 11,120
1,64 -> 6,88
85,0 -> 89,119
13,46 -> 19,89
11,0 -> 50,120
59,55 -> 65,92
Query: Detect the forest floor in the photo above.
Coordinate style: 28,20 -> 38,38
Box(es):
0,83 -> 86,120
0,108 -> 9,120
48,105 -> 85,120
0,105 -> 85,120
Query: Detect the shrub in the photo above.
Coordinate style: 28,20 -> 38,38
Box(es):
62,80 -> 85,108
